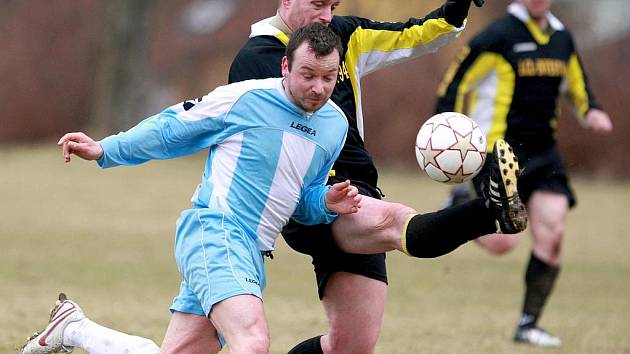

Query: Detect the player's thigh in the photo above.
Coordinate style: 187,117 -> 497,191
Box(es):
210,295 -> 269,350
333,196 -> 414,241
160,312 -> 221,354
528,191 -> 568,259
528,191 -> 569,237
323,272 -> 386,340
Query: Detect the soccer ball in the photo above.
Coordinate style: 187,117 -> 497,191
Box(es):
415,112 -> 486,184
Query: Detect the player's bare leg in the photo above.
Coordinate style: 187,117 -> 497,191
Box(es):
528,191 -> 567,266
333,139 -> 526,258
208,295 -> 269,354
332,197 -> 413,254
513,190 -> 566,347
320,272 -> 386,354
160,312 -> 221,354
475,233 -> 519,255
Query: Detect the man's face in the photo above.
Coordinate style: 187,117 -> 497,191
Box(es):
519,0 -> 552,19
281,42 -> 339,112
282,0 -> 341,31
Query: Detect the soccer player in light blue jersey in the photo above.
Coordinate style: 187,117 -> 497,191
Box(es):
22,23 -> 360,354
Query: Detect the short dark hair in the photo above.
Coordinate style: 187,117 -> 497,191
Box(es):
285,22 -> 343,70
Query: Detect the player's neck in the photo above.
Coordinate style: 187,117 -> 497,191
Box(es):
273,11 -> 293,34
527,10 -> 549,31
533,16 -> 549,31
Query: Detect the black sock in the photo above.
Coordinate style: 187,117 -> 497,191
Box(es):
287,336 -> 323,354
403,198 -> 496,258
520,253 -> 560,328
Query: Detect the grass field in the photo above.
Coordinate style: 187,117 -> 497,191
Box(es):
2,143 -> 629,353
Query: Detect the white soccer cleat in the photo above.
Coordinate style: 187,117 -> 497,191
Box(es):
513,326 -> 561,347
20,293 -> 85,354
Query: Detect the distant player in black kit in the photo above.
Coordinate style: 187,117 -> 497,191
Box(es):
436,0 -> 613,347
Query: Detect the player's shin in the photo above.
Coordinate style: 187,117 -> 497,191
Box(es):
401,198 -> 496,258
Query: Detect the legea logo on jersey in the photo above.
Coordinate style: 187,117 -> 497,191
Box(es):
245,277 -> 259,286
290,121 -> 317,136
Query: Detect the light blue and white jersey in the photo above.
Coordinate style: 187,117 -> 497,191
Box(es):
98,77 -> 348,251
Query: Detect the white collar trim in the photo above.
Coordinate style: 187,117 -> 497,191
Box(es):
249,16 -> 284,38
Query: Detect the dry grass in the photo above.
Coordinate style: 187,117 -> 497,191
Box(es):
2,143 -> 629,353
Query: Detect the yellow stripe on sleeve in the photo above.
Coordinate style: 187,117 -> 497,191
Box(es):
486,55 -> 515,152
566,54 -> 590,118
344,18 -> 462,130
454,53 -> 515,152
351,18 -> 458,53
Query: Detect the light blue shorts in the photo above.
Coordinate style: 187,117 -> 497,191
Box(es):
169,208 -> 266,317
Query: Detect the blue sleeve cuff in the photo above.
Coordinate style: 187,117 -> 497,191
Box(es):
320,185 -> 338,223
95,137 -> 116,168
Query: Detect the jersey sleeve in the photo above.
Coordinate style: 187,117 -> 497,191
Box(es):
435,29 -> 502,114
337,6 -> 465,80
563,34 -> 602,120
97,86 -> 237,168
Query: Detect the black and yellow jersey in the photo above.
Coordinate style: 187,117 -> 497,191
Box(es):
229,7 -> 465,187
436,3 -> 601,153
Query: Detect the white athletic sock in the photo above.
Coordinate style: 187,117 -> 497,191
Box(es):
63,318 -> 160,354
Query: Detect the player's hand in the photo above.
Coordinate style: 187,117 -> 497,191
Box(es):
326,180 -> 362,215
57,132 -> 104,162
443,0 -> 479,28
585,109 -> 613,134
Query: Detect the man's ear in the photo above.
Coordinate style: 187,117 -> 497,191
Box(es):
281,56 -> 289,77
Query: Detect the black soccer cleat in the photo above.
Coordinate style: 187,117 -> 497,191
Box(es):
484,139 -> 527,234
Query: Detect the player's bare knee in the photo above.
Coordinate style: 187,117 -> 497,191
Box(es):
376,202 -> 415,236
248,336 -> 270,354
233,333 -> 269,354
325,327 -> 377,354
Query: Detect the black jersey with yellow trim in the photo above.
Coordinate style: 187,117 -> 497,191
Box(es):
229,8 -> 463,186
436,4 -> 601,154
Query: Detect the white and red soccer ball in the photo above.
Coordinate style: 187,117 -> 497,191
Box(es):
415,112 -> 486,184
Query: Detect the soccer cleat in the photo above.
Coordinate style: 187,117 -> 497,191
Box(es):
514,326 -> 562,347
20,293 -> 85,354
484,139 -> 527,234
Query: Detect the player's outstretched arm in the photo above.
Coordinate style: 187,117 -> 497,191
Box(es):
58,132 -> 104,163
326,180 -> 362,215
585,109 -> 613,134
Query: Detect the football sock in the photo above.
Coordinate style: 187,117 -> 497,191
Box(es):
402,198 -> 496,257
64,318 -> 160,354
520,252 -> 560,327
287,335 -> 324,354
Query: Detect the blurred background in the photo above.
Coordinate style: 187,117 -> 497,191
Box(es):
2,1 -> 630,352
1,0 -> 629,177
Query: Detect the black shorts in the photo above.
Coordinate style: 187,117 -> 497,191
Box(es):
281,178 -> 387,299
473,146 -> 576,207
